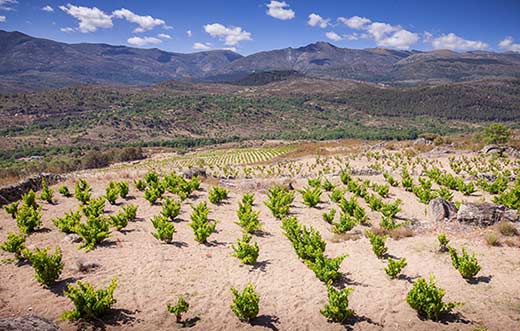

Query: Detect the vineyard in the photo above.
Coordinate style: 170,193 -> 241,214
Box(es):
1,140 -> 520,331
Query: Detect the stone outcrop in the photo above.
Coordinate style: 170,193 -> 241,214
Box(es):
428,198 -> 457,222
456,202 -> 518,226
0,315 -> 60,331
0,173 -> 62,206
182,167 -> 207,179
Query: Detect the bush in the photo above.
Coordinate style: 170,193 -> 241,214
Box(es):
39,179 -> 54,204
448,247 -> 481,279
307,254 -> 347,283
53,210 -> 81,233
190,202 -> 216,243
406,276 -> 461,321
333,213 -> 356,233
241,193 -> 255,206
380,216 -> 401,230
208,186 -> 229,205
322,208 -> 336,224
134,179 -> 147,191
25,247 -> 63,286
322,179 -> 335,191
61,278 -> 117,321
74,179 -> 91,204
105,181 -> 119,205
59,185 -> 72,197
77,216 -> 110,251
236,203 -> 261,234
300,186 -> 322,208
329,188 -> 344,203
366,230 -> 388,259
374,183 -> 390,198
483,123 -> 511,145
484,232 -> 500,246
437,233 -> 449,252
161,198 -> 181,220
384,172 -> 399,187
82,197 -> 106,218
21,190 -> 38,209
231,234 -> 259,265
320,285 -> 354,323
381,199 -> 402,218
144,186 -> 163,205
265,185 -> 294,219
308,177 -> 321,188
4,201 -> 19,218
282,217 -> 325,261
230,283 -> 259,322
16,204 -> 42,234
0,232 -> 26,260
384,258 -> 407,278
167,296 -> 189,323
109,211 -> 129,232
151,215 -> 176,243
118,181 -> 129,199
121,204 -> 138,221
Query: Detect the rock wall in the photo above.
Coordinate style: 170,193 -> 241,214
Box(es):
0,173 -> 62,206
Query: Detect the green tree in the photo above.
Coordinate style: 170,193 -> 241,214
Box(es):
483,123 -> 511,145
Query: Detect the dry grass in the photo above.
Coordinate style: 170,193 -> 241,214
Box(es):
484,232 -> 501,247
371,226 -> 414,240
496,221 -> 519,237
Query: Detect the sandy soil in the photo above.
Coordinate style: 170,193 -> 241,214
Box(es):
1,151 -> 520,331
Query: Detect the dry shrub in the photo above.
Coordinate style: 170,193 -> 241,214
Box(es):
331,232 -> 362,243
504,238 -> 520,248
496,221 -> 518,237
372,226 -> 414,240
484,232 -> 501,247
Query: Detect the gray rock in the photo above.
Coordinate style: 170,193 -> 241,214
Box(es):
457,202 -> 519,226
429,198 -> 457,222
63,233 -> 81,243
182,167 -> 206,179
76,259 -> 101,273
481,144 -> 506,155
0,315 -> 60,331
413,138 -> 433,145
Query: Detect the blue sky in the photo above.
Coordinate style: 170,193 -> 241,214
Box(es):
0,0 -> 519,55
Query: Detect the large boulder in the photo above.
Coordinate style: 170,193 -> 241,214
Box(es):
0,316 -> 60,331
457,202 -> 518,226
182,167 -> 206,179
481,145 -> 506,156
428,198 -> 457,222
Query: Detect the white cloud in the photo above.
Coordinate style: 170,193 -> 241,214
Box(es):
336,15 -> 418,49
42,5 -> 53,12
338,16 -> 371,30
112,8 -> 166,33
431,33 -> 488,51
59,4 -> 113,33
157,33 -> 171,39
0,15 -> 5,22
60,27 -> 75,33
325,31 -> 342,41
266,1 -> 295,20
193,42 -> 212,50
127,36 -> 162,46
187,30 -> 192,37
307,13 -> 329,28
499,36 -> 520,53
204,23 -> 252,46
0,0 -> 17,11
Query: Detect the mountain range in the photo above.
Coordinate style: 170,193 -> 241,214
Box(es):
1,30 -> 520,93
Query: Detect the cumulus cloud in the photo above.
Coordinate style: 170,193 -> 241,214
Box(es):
499,36 -> 520,53
204,23 -> 251,46
325,31 -> 342,41
127,36 -> 162,46
338,16 -> 371,30
187,30 -> 192,37
60,27 -> 75,33
307,13 -> 329,28
157,33 -> 171,39
59,4 -> 113,33
113,8 -> 166,33
336,15 -> 418,49
193,42 -> 212,50
0,0 -> 17,11
430,33 -> 488,51
0,15 -> 5,22
42,5 -> 53,12
266,1 -> 295,20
